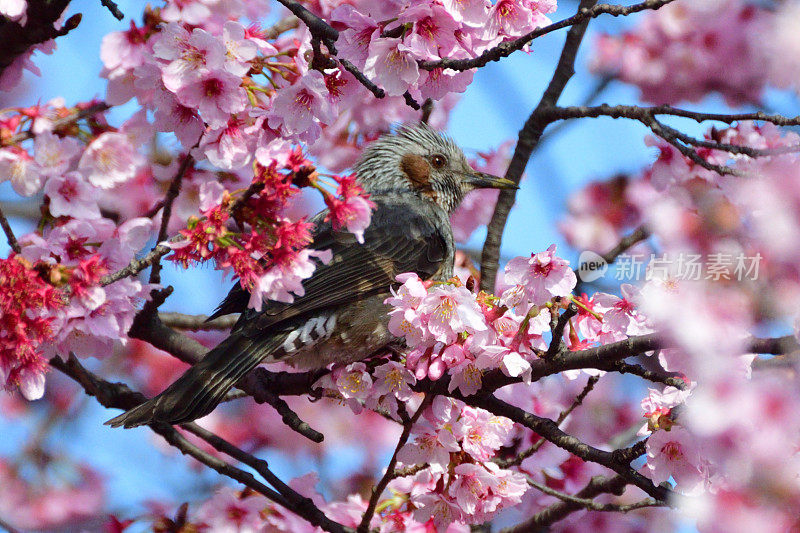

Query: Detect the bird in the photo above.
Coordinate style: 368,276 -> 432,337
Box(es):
106,123 -> 516,428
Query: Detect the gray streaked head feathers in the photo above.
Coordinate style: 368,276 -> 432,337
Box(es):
354,123 -> 486,214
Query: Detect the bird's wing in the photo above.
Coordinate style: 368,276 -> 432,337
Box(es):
209,194 -> 451,336
106,195 -> 452,429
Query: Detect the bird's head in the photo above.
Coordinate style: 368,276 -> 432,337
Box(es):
355,123 -> 517,213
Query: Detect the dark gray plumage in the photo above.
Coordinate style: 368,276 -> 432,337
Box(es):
106,123 -> 516,429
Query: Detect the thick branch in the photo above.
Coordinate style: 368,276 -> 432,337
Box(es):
49,354 -> 349,533
470,394 -> 671,502
480,0 -> 598,292
158,312 -> 238,331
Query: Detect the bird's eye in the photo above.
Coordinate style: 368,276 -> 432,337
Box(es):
430,154 -> 447,168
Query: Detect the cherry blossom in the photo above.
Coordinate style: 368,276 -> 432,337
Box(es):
0,147 -> 43,196
502,245 -> 577,308
43,171 -> 101,220
78,132 -> 141,189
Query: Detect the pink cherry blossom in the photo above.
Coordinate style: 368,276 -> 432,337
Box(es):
331,5 -> 379,69
100,21 -> 149,74
221,21 -> 258,77
0,148 -> 43,196
418,283 -> 488,344
175,68 -> 247,129
489,0 -> 555,38
43,171 -> 101,219
33,130 -> 81,177
0,0 -> 26,21
443,0 -> 490,27
646,426 -> 709,494
153,23 -> 227,92
248,248 -> 333,309
78,132 -> 141,189
502,245 -> 577,308
268,71 -> 337,143
195,486 -> 268,532
364,38 -> 421,96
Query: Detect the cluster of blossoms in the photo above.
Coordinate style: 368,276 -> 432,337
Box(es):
0,100 -> 156,398
167,151 -> 374,309
0,255 -> 63,399
12,218 -> 154,397
392,398 -> 526,529
592,0 -> 800,105
558,119 -> 800,529
0,457 -> 104,530
384,245 -> 648,391
591,0 -> 768,105
309,245 -> 656,528
332,0 -> 556,98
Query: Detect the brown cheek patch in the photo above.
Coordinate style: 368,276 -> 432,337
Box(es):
400,153 -> 431,189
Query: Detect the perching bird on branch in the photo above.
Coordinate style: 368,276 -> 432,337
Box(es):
106,123 -> 516,428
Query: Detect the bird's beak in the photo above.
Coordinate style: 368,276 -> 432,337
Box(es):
463,171 -> 518,190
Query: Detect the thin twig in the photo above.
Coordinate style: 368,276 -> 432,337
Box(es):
496,375 -> 599,468
264,16 -> 300,39
150,153 -> 194,285
99,0 -> 124,19
100,239 -> 177,286
547,303 -> 579,358
358,395 -> 431,533
419,0 -> 677,71
4,101 -> 110,146
0,204 -> 21,253
608,361 -> 687,389
0,516 -> 21,533
501,475 -> 628,532
527,477 -> 663,512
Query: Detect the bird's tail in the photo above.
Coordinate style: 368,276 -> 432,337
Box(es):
105,333 -> 275,428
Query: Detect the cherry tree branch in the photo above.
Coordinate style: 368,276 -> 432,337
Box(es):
549,103 -> 800,126
149,153 -> 194,286
0,204 -> 21,254
544,103 -> 800,175
496,375 -> 599,468
99,0 -> 124,19
526,477 -> 664,512
358,396 -> 431,533
100,241 -> 176,286
480,0 -> 598,292
48,354 -> 349,533
420,0 -> 677,71
468,393 -> 671,502
158,312 -> 238,331
0,0 -> 81,78
502,474 -> 628,531
3,101 -> 111,147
